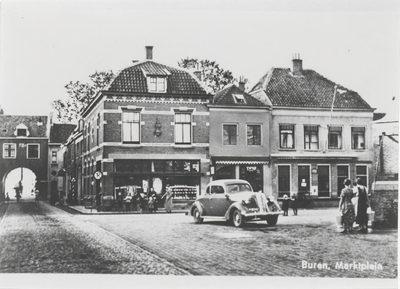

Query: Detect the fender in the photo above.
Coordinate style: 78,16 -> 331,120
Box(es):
224,202 -> 246,220
190,201 -> 205,216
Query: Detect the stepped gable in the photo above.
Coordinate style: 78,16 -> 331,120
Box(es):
107,60 -> 208,95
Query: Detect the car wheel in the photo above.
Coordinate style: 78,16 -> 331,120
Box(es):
232,209 -> 244,227
193,208 -> 203,224
266,215 -> 278,226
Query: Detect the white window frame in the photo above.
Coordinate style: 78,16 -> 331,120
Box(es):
174,112 -> 192,144
27,143 -> 40,159
222,123 -> 238,145
233,94 -> 246,104
51,150 -> 57,163
351,127 -> 366,150
304,125 -> 319,150
14,123 -> 29,137
328,126 -> 343,150
122,110 -> 141,143
3,143 -> 16,159
280,124 -> 295,149
355,164 -> 369,186
148,76 -> 167,93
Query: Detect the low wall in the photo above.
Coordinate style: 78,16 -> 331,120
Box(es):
371,181 -> 398,227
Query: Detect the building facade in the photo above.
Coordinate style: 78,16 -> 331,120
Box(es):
250,57 -> 375,203
0,115 -> 49,201
208,82 -> 272,194
76,46 -> 212,210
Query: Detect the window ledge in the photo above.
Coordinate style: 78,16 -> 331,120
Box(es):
174,145 -> 193,149
278,148 -> 296,151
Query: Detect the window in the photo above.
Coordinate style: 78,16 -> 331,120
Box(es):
328,126 -> 342,149
51,151 -> 57,163
352,127 -> 365,149
356,165 -> 368,187
27,144 -> 39,159
211,185 -> 225,194
247,124 -> 261,145
337,165 -> 349,197
304,126 -> 319,150
280,125 -> 294,149
278,165 -> 291,198
175,113 -> 191,144
3,143 -> 16,158
148,77 -> 167,92
223,124 -> 237,145
233,94 -> 246,104
96,114 -> 100,146
17,129 -> 27,137
122,110 -> 140,143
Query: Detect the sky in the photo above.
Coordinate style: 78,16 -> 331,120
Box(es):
0,0 -> 399,121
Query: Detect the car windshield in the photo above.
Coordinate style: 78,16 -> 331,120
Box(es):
226,183 -> 252,194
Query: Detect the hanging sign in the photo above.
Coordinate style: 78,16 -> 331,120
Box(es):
93,171 -> 103,180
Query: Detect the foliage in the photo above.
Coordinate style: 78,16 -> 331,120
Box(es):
52,71 -> 115,123
178,58 -> 238,93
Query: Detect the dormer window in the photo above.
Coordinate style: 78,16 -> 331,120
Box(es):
233,94 -> 246,104
14,124 -> 29,137
148,77 -> 167,93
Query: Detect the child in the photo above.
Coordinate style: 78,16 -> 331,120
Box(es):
282,195 -> 289,216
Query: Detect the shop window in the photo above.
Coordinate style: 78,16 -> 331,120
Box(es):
328,126 -> 342,149
298,165 -> 310,195
27,144 -> 39,159
304,125 -> 319,150
3,143 -> 16,158
122,110 -> 140,143
278,165 -> 291,198
214,165 -> 235,180
351,127 -> 365,150
175,113 -> 192,144
280,125 -> 294,149
247,124 -> 261,145
337,165 -> 349,197
223,124 -> 237,145
239,165 -> 263,192
356,165 -> 368,186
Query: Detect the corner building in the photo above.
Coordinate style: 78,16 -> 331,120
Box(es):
80,47 -> 211,209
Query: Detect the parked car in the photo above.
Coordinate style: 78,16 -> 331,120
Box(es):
188,179 -> 282,227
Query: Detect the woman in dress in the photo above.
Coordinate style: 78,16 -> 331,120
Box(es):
162,185 -> 173,213
355,178 -> 370,233
339,178 -> 355,233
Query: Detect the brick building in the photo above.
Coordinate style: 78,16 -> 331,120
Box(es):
75,46 -> 212,210
249,57 -> 375,204
0,115 -> 49,201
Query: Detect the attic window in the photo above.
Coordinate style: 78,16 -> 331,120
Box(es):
148,77 -> 167,93
14,124 -> 29,137
233,94 -> 246,104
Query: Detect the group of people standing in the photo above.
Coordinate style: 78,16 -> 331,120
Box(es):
339,178 -> 371,234
281,193 -> 298,216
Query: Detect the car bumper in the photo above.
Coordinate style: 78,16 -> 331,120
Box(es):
242,211 -> 282,218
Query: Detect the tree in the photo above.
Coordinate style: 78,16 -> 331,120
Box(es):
52,71 -> 115,123
178,58 -> 238,93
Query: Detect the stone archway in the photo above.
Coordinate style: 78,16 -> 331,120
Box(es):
3,167 -> 37,202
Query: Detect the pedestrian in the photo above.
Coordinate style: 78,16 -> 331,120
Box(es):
162,185 -> 173,213
35,189 -> 40,202
139,188 -> 148,213
282,194 -> 289,216
148,188 -> 158,213
124,192 -> 132,212
5,192 -> 10,203
338,178 -> 355,233
355,178 -> 371,233
290,193 -> 298,215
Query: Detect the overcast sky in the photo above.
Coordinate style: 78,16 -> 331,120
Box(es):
0,0 -> 399,120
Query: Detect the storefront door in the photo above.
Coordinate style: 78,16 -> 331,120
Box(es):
239,165 -> 263,192
298,165 -> 310,195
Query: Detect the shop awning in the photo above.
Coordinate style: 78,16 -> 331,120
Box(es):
214,158 -> 269,165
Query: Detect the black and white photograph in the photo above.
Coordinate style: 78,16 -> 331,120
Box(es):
0,0 -> 398,288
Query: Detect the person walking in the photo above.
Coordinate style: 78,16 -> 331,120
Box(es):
282,195 -> 289,216
162,185 -> 173,213
290,193 -> 298,215
5,192 -> 10,203
355,178 -> 371,233
339,178 -> 355,233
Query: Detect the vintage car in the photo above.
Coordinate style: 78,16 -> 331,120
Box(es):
188,179 -> 282,227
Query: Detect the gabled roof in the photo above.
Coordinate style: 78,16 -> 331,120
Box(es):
50,123 -> 77,144
0,115 -> 48,138
107,60 -> 208,95
250,68 -> 372,110
213,84 -> 268,107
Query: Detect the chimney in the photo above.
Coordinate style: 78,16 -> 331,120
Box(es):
193,70 -> 202,81
292,53 -> 303,76
238,76 -> 246,91
145,46 -> 153,60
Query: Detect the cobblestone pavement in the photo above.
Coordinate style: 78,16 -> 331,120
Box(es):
83,207 -> 398,278
0,201 -> 188,275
